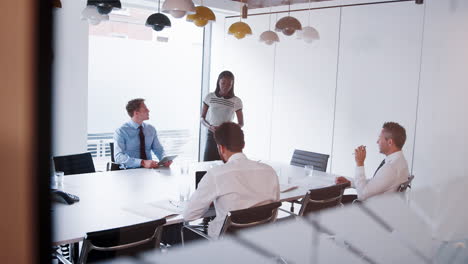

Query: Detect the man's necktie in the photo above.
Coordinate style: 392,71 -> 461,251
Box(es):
139,126 -> 147,160
373,159 -> 386,178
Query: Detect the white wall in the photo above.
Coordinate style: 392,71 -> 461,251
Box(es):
211,0 -> 468,187
331,2 -> 424,177
52,0 -> 89,156
412,0 -> 468,188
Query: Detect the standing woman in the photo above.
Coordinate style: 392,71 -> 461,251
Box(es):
201,71 -> 244,161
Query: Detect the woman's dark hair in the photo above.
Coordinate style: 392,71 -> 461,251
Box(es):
214,70 -> 235,99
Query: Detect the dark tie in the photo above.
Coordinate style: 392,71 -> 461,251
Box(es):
138,126 -> 147,160
373,159 -> 386,178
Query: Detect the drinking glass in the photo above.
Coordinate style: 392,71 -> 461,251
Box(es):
55,171 -> 64,188
304,165 -> 314,177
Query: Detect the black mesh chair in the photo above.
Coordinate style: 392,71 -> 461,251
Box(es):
53,152 -> 95,175
181,201 -> 282,245
398,175 -> 415,192
290,149 -> 330,172
106,142 -> 122,171
289,149 -> 330,212
77,218 -> 166,264
297,183 -> 349,216
109,142 -> 115,163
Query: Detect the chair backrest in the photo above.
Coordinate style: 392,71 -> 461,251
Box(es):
106,162 -> 121,171
219,201 -> 282,236
78,218 -> 166,264
290,149 -> 330,172
109,142 -> 115,163
398,175 -> 415,192
53,152 -> 96,175
298,183 -> 350,216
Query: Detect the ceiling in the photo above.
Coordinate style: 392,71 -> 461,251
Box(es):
230,0 -> 333,9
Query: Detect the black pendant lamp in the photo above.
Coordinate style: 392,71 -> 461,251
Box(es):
87,0 -> 121,15
146,0 -> 171,32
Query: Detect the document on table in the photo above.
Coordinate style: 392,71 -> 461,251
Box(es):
280,184 -> 299,193
149,199 -> 185,214
122,200 -> 182,220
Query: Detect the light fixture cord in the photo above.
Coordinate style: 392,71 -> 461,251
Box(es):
268,0 -> 272,30
288,2 -> 291,16
308,0 -> 311,26
158,0 -> 160,12
240,0 -> 243,21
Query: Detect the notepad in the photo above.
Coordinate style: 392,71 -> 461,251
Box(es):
280,184 -> 299,193
122,202 -> 179,219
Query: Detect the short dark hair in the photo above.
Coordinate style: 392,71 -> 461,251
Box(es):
126,98 -> 145,117
214,122 -> 244,152
214,70 -> 235,99
382,122 -> 406,149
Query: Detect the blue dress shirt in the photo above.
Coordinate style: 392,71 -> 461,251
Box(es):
113,120 -> 165,168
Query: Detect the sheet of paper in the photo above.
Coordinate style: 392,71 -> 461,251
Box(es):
122,201 -> 180,220
148,199 -> 185,214
280,184 -> 299,193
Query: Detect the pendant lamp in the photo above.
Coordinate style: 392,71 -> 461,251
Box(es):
186,1 -> 216,27
87,0 -> 121,15
146,0 -> 171,32
275,3 -> 302,36
81,5 -> 109,25
162,0 -> 195,19
228,1 -> 252,39
297,0 -> 320,43
260,2 -> 279,45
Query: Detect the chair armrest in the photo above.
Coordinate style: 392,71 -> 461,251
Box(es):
52,249 -> 72,264
278,207 -> 298,216
182,224 -> 211,241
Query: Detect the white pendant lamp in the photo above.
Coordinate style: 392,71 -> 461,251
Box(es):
259,2 -> 279,45
162,0 -> 195,19
81,5 -> 109,25
297,0 -> 320,43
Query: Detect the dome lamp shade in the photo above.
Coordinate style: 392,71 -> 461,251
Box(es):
259,30 -> 279,45
186,5 -> 216,27
297,26 -> 320,43
145,13 -> 172,31
87,0 -> 122,15
162,0 -> 195,19
228,21 -> 252,39
81,5 -> 109,25
275,16 -> 302,36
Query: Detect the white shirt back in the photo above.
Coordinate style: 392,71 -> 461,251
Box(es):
183,153 -> 280,237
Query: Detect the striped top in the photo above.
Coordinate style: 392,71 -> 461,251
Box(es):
203,92 -> 243,126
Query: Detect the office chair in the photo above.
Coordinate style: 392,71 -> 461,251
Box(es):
290,149 -> 330,172
297,183 -> 349,216
77,218 -> 166,264
181,201 -> 282,246
289,149 -> 330,212
398,175 -> 415,192
53,152 -> 96,175
105,143 -> 122,171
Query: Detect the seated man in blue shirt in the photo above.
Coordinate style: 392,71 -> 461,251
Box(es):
113,98 -> 171,169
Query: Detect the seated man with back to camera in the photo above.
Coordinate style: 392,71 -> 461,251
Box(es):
336,122 -> 410,201
114,98 -> 171,169
183,122 -> 280,238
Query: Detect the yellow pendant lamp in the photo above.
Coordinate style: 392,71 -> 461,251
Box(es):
186,4 -> 216,27
228,1 -> 252,39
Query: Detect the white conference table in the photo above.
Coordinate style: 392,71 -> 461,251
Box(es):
52,161 -> 339,245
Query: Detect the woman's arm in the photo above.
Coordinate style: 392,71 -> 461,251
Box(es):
235,109 -> 244,127
201,103 -> 216,132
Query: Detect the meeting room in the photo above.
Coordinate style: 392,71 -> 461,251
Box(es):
2,0 -> 468,263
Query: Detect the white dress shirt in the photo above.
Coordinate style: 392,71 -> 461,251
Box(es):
183,153 -> 280,238
353,151 -> 409,201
